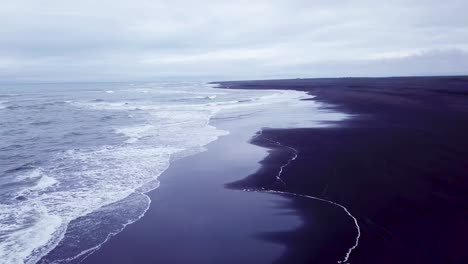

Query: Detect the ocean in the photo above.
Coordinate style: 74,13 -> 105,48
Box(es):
0,82 -> 348,263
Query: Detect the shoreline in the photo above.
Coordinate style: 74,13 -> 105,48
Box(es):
42,76 -> 468,264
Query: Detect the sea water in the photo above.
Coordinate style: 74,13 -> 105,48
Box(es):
0,82 -> 347,263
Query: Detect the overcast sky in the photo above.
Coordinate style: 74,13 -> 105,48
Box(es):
1,0 -> 467,82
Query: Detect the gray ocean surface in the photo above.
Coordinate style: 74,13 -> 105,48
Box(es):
0,82 -> 324,264
0,81 -> 348,264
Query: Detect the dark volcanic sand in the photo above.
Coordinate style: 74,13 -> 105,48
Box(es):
214,76 -> 468,264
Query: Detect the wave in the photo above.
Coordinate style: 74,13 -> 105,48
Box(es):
0,84 -> 334,264
0,145 -> 179,264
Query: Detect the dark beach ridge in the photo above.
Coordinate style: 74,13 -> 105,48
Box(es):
213,76 -> 468,264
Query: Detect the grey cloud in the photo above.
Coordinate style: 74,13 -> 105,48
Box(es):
0,0 -> 467,82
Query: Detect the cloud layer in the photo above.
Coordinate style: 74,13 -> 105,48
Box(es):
1,0 -> 467,82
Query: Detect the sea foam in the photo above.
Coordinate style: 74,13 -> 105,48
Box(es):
0,83 -> 342,264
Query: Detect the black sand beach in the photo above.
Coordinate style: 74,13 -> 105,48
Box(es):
215,76 -> 468,264
82,76 -> 468,264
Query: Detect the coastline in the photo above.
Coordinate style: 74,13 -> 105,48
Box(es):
43,76 -> 468,264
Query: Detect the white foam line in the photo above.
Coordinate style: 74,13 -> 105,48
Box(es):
249,129 -> 361,264
56,194 -> 152,264
263,135 -> 298,186
265,190 -> 360,264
